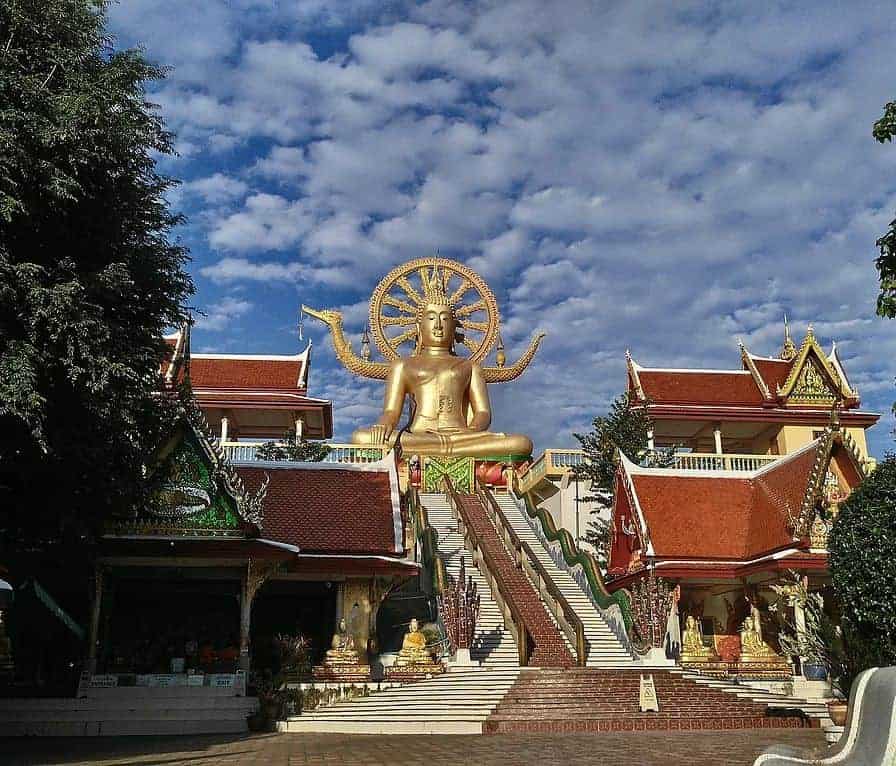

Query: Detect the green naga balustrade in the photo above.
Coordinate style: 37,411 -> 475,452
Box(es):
509,473 -> 636,639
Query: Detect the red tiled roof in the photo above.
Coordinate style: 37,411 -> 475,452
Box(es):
635,370 -> 766,406
623,442 -> 821,561
235,464 -> 403,556
751,357 -> 793,394
189,356 -> 305,390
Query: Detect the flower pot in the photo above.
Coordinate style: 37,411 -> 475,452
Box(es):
803,662 -> 828,681
827,700 -> 848,726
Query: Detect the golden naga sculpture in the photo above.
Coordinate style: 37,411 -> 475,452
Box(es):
680,615 -> 717,662
303,258 -> 543,458
324,618 -> 361,666
395,618 -> 431,666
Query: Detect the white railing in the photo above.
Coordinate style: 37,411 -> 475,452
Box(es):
219,441 -> 385,465
669,452 -> 777,472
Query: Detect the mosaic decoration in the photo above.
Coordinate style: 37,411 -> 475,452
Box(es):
146,428 -> 241,531
422,456 -> 475,493
789,359 -> 836,404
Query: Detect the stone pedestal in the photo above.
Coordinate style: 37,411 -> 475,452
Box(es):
791,677 -> 833,700
311,664 -> 372,684
449,648 -> 478,667
384,663 -> 445,683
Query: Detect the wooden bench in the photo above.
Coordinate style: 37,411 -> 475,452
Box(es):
753,666 -> 896,766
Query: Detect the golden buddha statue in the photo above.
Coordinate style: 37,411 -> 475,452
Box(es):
739,615 -> 776,659
681,615 -> 716,661
395,618 -> 431,666
324,618 -> 360,666
303,258 -> 543,459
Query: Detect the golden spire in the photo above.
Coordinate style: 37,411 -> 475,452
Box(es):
780,315 -> 797,361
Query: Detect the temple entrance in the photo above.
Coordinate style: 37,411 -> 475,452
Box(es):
106,575 -> 240,674
250,580 -> 337,670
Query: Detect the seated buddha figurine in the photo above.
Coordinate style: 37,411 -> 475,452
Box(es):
739,615 -> 776,659
681,615 -> 716,661
324,618 -> 360,666
351,287 -> 532,459
395,618 -> 431,666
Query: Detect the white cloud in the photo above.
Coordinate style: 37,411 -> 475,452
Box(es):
195,296 -> 253,331
110,0 -> 896,454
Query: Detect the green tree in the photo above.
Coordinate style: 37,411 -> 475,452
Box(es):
873,100 -> 896,317
255,431 -> 331,462
827,455 -> 896,687
0,0 -> 193,555
572,393 -> 673,566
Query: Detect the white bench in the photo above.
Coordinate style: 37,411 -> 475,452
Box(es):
753,666 -> 896,766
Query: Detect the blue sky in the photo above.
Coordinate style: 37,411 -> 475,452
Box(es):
109,1 -> 896,456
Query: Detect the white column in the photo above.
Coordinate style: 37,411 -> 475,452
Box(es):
294,416 -> 304,440
713,423 -> 723,454
220,416 -> 229,443
647,429 -> 655,451
87,567 -> 104,673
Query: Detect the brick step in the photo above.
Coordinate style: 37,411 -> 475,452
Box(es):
484,717 -> 813,733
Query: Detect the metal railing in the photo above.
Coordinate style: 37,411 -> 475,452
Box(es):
219,441 -> 385,464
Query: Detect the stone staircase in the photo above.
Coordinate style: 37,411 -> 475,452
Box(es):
453,492 -> 575,668
0,688 -> 257,736
485,668 -> 817,733
491,490 -> 637,667
671,668 -> 832,725
280,667 -> 521,734
420,493 -> 520,668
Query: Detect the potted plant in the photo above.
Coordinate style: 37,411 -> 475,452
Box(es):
771,573 -> 851,724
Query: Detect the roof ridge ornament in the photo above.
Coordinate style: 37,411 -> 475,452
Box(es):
739,338 -> 772,400
780,314 -> 797,361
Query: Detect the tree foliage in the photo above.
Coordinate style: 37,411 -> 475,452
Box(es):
0,0 -> 193,554
255,432 -> 331,463
873,100 -> 896,318
572,393 -> 673,566
827,455 -> 896,684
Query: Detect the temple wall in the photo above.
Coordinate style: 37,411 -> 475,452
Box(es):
774,424 -> 870,460
538,479 -> 604,548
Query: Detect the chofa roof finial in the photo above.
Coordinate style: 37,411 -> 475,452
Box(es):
780,314 -> 797,361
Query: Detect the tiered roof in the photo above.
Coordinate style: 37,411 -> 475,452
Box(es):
626,327 -> 874,424
161,328 -> 333,438
607,425 -> 867,583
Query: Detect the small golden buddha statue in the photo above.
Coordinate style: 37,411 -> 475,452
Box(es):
324,618 -> 360,666
395,618 -> 431,666
739,615 -> 776,659
681,615 -> 716,661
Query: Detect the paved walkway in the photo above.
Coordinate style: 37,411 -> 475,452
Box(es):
3,730 -> 827,766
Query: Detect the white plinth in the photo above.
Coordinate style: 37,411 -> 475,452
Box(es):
824,724 -> 845,744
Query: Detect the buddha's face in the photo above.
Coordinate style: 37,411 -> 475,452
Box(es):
409,618 -> 419,632
417,303 -> 456,350
686,616 -> 695,629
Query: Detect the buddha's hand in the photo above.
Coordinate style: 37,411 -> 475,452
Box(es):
369,423 -> 393,445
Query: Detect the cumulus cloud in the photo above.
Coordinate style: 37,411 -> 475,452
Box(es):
110,0 -> 896,452
194,296 -> 253,332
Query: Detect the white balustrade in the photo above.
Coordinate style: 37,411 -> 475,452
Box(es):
219,441 -> 385,465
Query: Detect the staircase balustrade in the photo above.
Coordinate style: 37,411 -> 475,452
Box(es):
475,487 -> 587,667
442,481 -> 532,666
506,470 -> 640,653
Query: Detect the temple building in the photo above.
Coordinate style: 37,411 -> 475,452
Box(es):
603,324 -> 879,677
3,261 -> 882,738
626,323 -> 876,464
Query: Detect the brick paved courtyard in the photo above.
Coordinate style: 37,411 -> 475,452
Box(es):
3,730 -> 828,766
